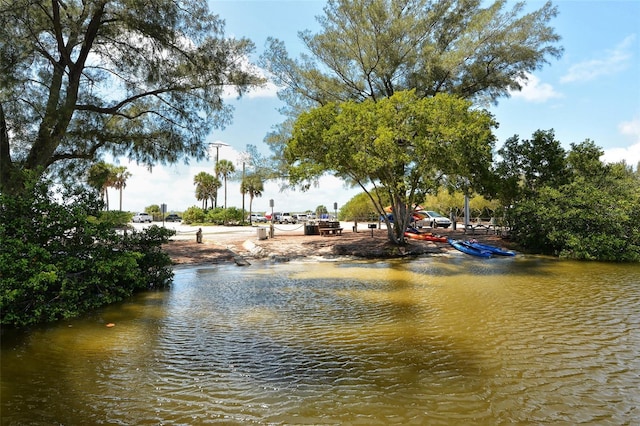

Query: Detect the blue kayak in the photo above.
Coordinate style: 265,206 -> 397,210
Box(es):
466,241 -> 516,256
448,239 -> 492,258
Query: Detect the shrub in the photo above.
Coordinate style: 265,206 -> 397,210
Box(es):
182,206 -> 205,224
0,179 -> 175,328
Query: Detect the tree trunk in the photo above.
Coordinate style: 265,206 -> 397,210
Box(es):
224,177 -> 228,209
249,195 -> 254,225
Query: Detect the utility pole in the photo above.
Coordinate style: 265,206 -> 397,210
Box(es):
208,141 -> 228,208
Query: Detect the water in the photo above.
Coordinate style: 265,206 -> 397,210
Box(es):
2,255 -> 639,424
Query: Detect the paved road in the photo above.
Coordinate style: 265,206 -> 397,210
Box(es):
128,221 -> 314,242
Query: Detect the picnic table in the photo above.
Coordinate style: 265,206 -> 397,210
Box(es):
318,221 -> 343,236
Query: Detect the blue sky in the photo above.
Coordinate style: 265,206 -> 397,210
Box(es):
121,0 -> 640,214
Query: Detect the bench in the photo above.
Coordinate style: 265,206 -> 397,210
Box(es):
318,221 -> 343,236
463,223 -> 490,235
463,218 -> 500,235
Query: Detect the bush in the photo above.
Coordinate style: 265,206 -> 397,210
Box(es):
205,207 -> 244,224
182,206 -> 205,224
0,179 -> 175,328
94,210 -> 133,227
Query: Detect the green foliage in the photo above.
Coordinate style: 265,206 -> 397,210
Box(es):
260,0 -> 562,172
194,172 -> 221,210
496,137 -> 640,261
216,159 -> 236,209
315,205 -> 329,215
205,207 -> 244,225
420,191 -> 499,219
0,0 -> 263,194
340,192 -> 376,221
241,174 -> 264,223
495,130 -> 569,203
0,179 -> 175,328
182,206 -> 206,224
145,205 -> 162,221
287,90 -> 496,244
95,210 -> 133,227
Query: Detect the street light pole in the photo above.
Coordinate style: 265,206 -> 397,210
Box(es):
208,141 -> 228,209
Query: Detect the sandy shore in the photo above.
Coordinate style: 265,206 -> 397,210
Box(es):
161,222 -> 514,266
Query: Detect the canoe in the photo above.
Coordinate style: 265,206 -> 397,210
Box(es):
466,240 -> 516,256
448,239 -> 492,258
404,231 -> 448,243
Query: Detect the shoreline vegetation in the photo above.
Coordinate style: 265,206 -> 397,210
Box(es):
162,224 -> 513,266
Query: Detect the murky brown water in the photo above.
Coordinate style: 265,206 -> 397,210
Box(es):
2,255 -> 639,424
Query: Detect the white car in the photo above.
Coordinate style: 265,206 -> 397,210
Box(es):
415,211 -> 451,228
132,212 -> 153,223
248,214 -> 267,223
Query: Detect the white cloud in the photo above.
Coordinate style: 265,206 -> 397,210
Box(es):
561,35 -> 635,84
601,116 -> 640,169
619,115 -> 640,138
509,73 -> 562,103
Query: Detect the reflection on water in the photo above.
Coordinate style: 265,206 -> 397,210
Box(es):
2,256 -> 640,424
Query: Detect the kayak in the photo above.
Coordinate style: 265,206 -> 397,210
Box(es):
404,231 -> 448,243
448,239 -> 492,258
466,240 -> 516,256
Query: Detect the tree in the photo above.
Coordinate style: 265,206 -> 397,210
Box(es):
241,174 -> 264,225
111,166 -> 131,211
216,159 -> 236,209
287,90 -> 496,243
145,204 -> 162,221
0,0 -> 263,195
340,192 -> 378,222
193,172 -> 220,210
494,136 -> 640,261
260,0 -> 562,165
315,205 -> 329,218
87,161 -> 114,210
495,129 -> 569,205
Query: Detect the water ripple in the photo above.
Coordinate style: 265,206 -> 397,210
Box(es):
2,259 -> 639,424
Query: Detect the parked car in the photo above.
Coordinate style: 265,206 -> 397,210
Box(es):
415,210 -> 451,228
277,212 -> 295,224
293,213 -> 308,223
165,214 -> 182,222
248,213 -> 267,223
267,212 -> 280,221
132,212 -> 153,223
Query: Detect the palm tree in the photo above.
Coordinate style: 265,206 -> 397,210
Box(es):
87,161 -> 114,210
193,172 -> 215,210
193,172 -> 219,210
207,176 -> 222,209
215,159 -> 235,209
241,174 -> 264,225
111,166 -> 131,211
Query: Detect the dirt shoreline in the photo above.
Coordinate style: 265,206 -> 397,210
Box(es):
162,226 -> 513,266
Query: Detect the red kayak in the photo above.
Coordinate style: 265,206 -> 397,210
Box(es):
404,232 -> 447,243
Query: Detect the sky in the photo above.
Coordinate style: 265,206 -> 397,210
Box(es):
118,0 -> 640,215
